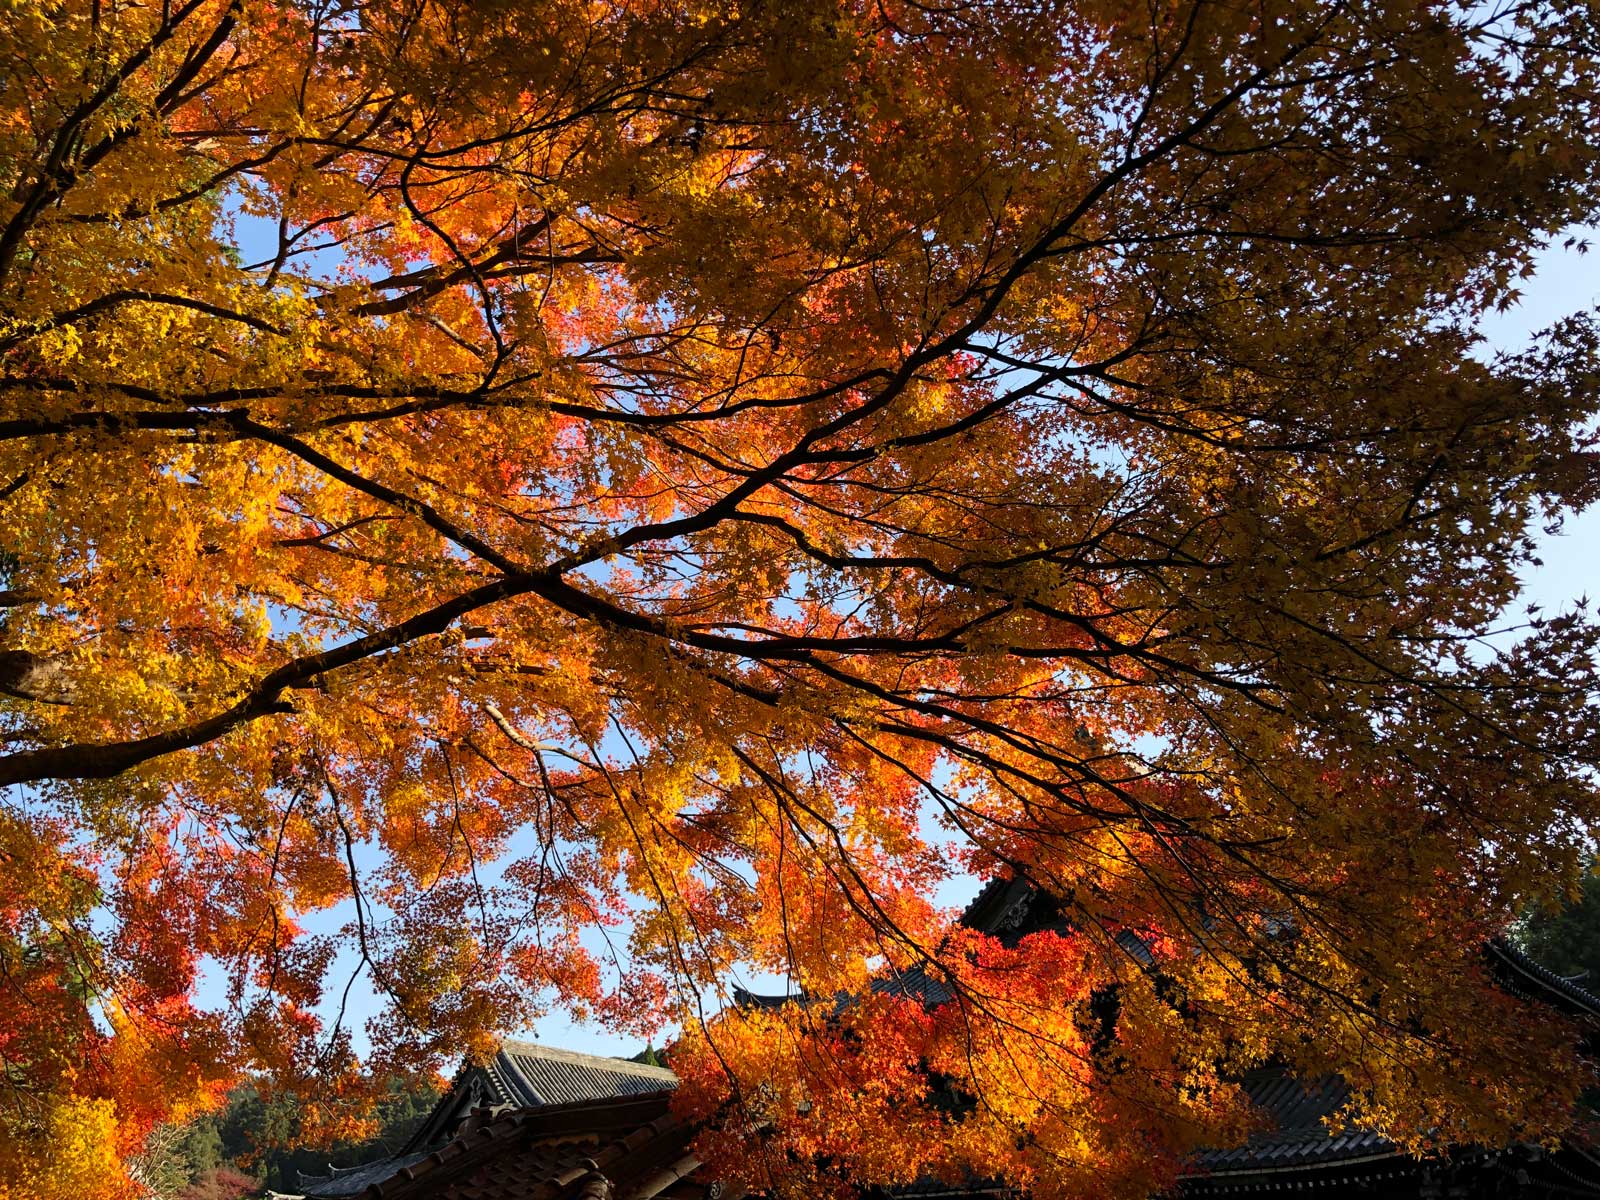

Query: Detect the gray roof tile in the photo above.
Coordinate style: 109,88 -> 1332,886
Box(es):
497,1041 -> 677,1107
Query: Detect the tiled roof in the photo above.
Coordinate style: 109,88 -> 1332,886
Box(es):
305,1090 -> 713,1200
1185,1070 -> 1391,1179
729,986 -> 804,1010
299,1045 -> 681,1198
496,1041 -> 678,1106
292,1152 -> 434,1198
1488,937 -> 1600,1016
956,876 -> 1033,936
870,964 -> 953,1007
385,1042 -> 681,1165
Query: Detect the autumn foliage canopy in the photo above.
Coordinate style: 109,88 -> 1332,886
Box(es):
3,0 -> 1600,1195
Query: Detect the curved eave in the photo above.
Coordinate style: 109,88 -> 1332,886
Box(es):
1489,938 -> 1600,1017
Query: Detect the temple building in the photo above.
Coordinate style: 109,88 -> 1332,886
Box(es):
283,1045 -> 685,1199
282,880 -> 1600,1200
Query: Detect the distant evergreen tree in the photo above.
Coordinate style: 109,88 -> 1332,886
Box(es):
1515,872 -> 1600,985
628,1044 -> 665,1069
147,1075 -> 442,1197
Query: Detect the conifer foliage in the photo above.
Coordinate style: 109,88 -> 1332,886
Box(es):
2,1 -> 1599,1195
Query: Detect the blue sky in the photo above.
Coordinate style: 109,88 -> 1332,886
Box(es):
1476,229 -> 1600,622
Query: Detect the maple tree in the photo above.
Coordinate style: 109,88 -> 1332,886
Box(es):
3,0 -> 1600,1195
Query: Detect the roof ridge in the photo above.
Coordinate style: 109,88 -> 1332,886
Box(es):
496,1040 -> 678,1079
1488,936 -> 1600,1015
955,875 -> 1013,929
